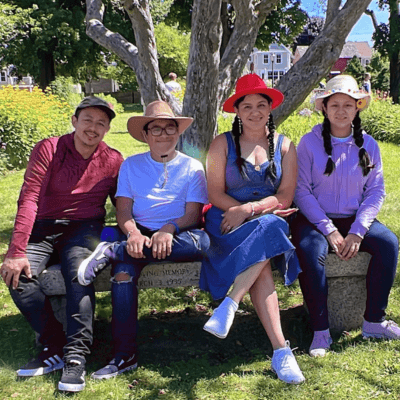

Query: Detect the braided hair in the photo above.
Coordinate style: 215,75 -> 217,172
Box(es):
232,94 -> 276,180
352,112 -> 375,176
321,97 -> 374,176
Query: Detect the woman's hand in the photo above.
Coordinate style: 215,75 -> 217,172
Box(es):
273,207 -> 298,218
220,205 -> 250,234
326,230 -> 345,260
339,234 -> 362,260
126,230 -> 151,259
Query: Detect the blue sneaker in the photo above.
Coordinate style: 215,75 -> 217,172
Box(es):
362,320 -> 400,340
78,242 -> 114,286
91,353 -> 138,380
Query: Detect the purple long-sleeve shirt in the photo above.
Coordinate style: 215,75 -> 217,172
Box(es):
294,124 -> 385,238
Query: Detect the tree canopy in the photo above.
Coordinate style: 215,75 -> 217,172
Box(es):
84,0 -> 374,160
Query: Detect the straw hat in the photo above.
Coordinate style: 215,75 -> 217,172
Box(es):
315,75 -> 371,112
127,100 -> 193,142
223,73 -> 284,113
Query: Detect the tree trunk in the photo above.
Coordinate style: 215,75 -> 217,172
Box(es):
389,0 -> 400,104
273,0 -> 373,125
85,0 -> 374,158
39,51 -> 55,90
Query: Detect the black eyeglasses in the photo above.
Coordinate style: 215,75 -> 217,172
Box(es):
147,125 -> 178,136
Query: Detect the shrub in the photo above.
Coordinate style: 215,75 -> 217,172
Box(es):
361,99 -> 400,145
49,76 -> 83,109
0,86 -> 74,169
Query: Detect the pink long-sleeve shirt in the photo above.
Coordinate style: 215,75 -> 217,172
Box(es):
294,124 -> 385,238
6,133 -> 123,258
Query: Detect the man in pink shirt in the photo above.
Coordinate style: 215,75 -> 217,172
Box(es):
0,97 -> 123,392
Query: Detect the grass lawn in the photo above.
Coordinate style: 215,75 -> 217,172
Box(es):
1,107 -> 400,399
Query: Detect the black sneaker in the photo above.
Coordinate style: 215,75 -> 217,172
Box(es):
77,242 -> 114,286
58,357 -> 86,392
91,353 -> 138,380
17,347 -> 64,377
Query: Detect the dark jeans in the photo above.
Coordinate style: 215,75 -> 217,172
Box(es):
105,225 -> 210,357
10,219 -> 103,359
291,213 -> 399,331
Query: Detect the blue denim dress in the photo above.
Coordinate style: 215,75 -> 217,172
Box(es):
199,132 -> 301,300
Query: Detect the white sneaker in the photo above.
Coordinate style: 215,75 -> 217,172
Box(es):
271,341 -> 305,384
203,297 -> 238,339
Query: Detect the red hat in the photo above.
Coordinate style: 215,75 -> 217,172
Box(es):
223,74 -> 284,113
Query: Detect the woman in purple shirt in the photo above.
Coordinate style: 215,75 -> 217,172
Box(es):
291,75 -> 399,357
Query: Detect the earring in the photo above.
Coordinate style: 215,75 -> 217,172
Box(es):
238,117 -> 242,134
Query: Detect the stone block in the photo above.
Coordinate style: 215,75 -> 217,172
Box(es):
323,252 -> 371,333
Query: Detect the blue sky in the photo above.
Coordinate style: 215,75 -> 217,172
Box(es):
300,0 -> 389,46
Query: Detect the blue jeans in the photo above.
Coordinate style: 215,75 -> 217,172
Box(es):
290,213 -> 399,331
10,219 -> 103,358
104,225 -> 210,357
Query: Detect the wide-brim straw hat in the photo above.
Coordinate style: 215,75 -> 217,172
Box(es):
127,100 -> 193,142
315,75 -> 371,112
223,73 -> 284,113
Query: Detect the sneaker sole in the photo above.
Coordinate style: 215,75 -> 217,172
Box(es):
17,360 -> 64,377
271,366 -> 305,384
58,381 -> 86,392
91,362 -> 138,380
362,332 -> 399,340
203,325 -> 228,339
77,242 -> 109,286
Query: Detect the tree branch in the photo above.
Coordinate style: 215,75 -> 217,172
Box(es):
274,0 -> 373,125
365,9 -> 378,31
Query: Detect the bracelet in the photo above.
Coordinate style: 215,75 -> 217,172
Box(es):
127,230 -> 134,239
169,221 -> 180,235
248,202 -> 255,217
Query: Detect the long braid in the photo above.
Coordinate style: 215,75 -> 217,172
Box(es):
321,114 -> 336,176
232,115 -> 248,179
352,112 -> 374,176
267,113 -> 277,178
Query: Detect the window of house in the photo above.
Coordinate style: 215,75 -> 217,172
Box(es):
263,54 -> 269,64
276,54 -> 282,64
268,72 -> 273,80
274,71 -> 279,80
262,72 -> 265,79
365,59 -> 370,65
0,71 -> 6,82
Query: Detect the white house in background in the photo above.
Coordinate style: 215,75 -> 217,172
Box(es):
247,43 -> 293,85
0,66 -> 17,86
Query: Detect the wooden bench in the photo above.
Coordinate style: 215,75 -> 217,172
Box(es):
43,252 -> 371,334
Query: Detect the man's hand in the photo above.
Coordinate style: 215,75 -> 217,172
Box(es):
150,224 -> 175,259
126,230 -> 151,259
1,257 -> 32,289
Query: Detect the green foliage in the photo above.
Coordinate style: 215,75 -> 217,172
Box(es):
49,76 -> 83,109
361,99 -> 400,144
217,112 -> 234,134
367,53 -> 390,92
155,23 -> 190,79
0,0 -> 134,85
255,0 -> 308,49
345,56 -> 366,85
0,86 -> 73,169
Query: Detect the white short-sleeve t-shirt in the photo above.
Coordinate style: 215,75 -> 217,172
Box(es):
116,151 -> 208,231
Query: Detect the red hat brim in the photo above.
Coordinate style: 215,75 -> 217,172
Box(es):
223,87 -> 284,113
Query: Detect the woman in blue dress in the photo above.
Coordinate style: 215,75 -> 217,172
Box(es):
200,74 -> 304,384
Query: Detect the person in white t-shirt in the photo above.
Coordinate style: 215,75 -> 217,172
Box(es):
165,72 -> 182,93
77,100 -> 209,379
